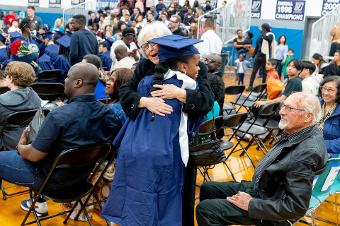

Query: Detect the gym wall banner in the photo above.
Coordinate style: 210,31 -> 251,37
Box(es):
275,0 -> 305,21
49,0 -> 61,8
28,0 -> 40,7
251,0 -> 262,19
321,0 -> 340,16
96,0 -> 119,9
71,0 -> 85,5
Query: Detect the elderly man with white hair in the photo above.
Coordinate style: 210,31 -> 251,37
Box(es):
197,92 -> 328,226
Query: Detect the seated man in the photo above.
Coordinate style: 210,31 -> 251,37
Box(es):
196,92 -> 328,226
0,61 -> 41,151
0,62 -> 121,217
111,44 -> 136,70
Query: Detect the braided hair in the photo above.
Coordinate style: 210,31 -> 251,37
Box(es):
151,57 -> 191,92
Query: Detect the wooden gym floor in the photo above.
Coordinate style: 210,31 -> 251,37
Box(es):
0,71 -> 337,225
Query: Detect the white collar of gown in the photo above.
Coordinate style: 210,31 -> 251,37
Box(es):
163,69 -> 197,166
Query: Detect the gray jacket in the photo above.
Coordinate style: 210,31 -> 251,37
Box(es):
0,87 -> 41,150
248,126 -> 328,224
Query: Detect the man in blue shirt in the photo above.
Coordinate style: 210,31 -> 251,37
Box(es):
69,15 -> 98,65
0,62 -> 121,217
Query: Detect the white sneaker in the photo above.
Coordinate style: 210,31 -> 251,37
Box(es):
21,199 -> 48,217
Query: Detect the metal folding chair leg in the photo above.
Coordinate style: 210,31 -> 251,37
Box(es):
222,162 -> 236,181
0,180 -> 29,200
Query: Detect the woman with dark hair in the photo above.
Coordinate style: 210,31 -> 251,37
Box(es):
102,35 -> 202,226
318,76 -> 340,157
312,53 -> 328,74
275,35 -> 288,79
105,68 -> 133,124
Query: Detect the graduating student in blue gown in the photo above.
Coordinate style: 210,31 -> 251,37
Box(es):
0,34 -> 9,69
99,38 -> 113,71
101,35 -> 202,226
54,35 -> 71,82
37,53 -> 55,71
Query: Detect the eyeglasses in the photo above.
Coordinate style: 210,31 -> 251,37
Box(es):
141,42 -> 156,52
321,86 -> 336,94
280,104 -> 305,112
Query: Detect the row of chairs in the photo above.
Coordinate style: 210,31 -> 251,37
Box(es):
196,102 -> 280,182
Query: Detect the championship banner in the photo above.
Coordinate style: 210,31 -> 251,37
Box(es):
321,0 -> 340,16
28,0 -> 40,7
275,0 -> 305,21
251,0 -> 262,19
96,0 -> 119,9
49,0 -> 61,8
71,0 -> 85,5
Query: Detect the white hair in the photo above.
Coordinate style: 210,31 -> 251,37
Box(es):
292,92 -> 322,124
137,21 -> 172,58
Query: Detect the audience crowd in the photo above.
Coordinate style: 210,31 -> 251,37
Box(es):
0,2 -> 339,226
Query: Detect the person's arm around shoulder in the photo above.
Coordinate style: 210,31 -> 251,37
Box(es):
183,61 -> 214,115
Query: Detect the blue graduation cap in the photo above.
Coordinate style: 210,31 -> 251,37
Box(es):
148,35 -> 202,62
43,31 -> 54,40
56,35 -> 71,48
8,32 -> 22,43
0,33 -> 6,43
102,37 -> 114,50
53,30 -> 64,41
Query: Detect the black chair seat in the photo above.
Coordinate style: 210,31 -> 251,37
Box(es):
252,118 -> 279,129
223,103 -> 235,110
219,140 -> 233,150
238,122 -> 268,135
0,86 -> 9,94
44,182 -> 92,203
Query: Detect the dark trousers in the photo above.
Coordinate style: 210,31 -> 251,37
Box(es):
275,59 -> 283,79
249,54 -> 266,88
182,159 -> 197,226
196,181 -> 260,226
237,73 -> 245,85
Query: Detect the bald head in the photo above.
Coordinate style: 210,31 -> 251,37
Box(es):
115,45 -> 128,61
65,62 -> 99,98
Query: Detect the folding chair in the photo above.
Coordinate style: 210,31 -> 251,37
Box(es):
0,86 -> 9,94
220,113 -> 248,177
222,85 -> 245,115
37,70 -> 62,83
194,117 -> 235,182
0,109 -> 38,200
21,143 -> 112,226
234,103 -> 280,164
300,158 -> 340,226
30,83 -> 65,101
232,83 -> 267,113
225,103 -> 279,168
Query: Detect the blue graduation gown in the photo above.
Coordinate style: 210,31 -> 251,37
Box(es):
44,44 -> 59,62
100,51 -> 112,71
101,75 -> 185,226
53,55 -> 71,82
94,80 -> 107,100
0,47 -> 9,68
37,54 -> 55,71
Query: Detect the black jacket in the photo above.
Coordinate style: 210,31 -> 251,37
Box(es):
323,62 -> 340,77
172,27 -> 186,36
253,32 -> 274,58
248,126 -> 328,224
69,28 -> 99,65
119,58 -> 214,120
